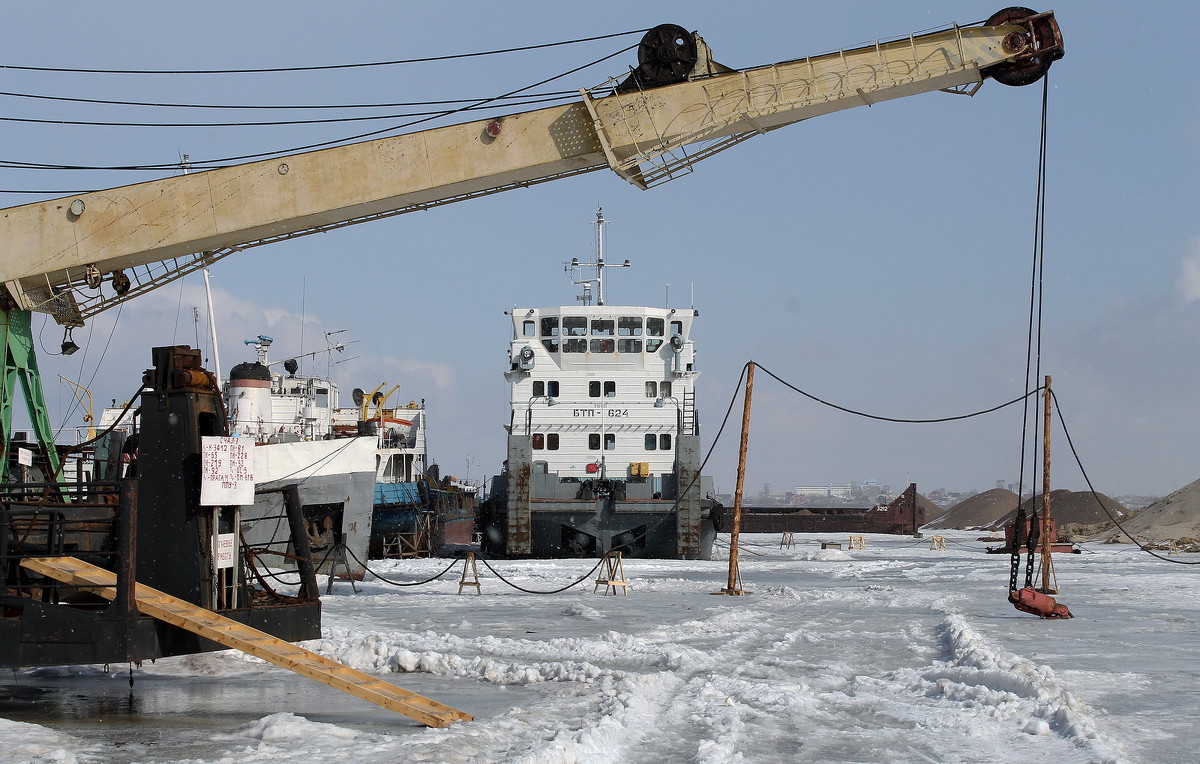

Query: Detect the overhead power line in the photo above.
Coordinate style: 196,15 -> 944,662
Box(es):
0,29 -> 645,75
0,43 -> 635,173
0,93 -> 576,128
0,87 -> 579,111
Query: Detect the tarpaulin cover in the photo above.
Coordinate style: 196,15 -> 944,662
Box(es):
375,482 -> 422,506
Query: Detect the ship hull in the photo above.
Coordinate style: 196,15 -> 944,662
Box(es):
243,437 -> 377,576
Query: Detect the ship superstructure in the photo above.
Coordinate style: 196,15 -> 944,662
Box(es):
482,211 -> 716,559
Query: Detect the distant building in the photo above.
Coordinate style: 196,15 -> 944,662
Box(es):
793,484 -> 854,499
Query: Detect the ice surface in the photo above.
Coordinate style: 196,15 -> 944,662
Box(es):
1,532 -> 1195,763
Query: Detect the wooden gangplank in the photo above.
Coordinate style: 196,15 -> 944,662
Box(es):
20,556 -> 472,727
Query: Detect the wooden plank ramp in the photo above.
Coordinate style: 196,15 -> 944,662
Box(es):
20,556 -> 472,727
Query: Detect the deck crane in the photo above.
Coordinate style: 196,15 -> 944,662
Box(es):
0,7 -> 1063,478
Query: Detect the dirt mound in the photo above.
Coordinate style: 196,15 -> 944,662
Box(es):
987,489 -> 1129,531
1093,477 -> 1200,543
915,492 -> 941,522
924,488 -> 1018,530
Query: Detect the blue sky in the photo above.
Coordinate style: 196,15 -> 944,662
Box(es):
2,2 -> 1196,498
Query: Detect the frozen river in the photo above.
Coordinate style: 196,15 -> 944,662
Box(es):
2,531 -> 1195,763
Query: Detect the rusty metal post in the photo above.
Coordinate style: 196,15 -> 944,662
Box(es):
725,362 -> 753,595
116,479 -> 138,654
282,485 -> 320,601
1039,375 -> 1056,594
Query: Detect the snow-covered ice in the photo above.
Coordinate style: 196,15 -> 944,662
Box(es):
1,532 -> 1195,763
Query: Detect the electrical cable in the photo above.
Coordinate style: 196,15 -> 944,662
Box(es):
54,300 -> 124,440
342,546 -> 464,587
259,435 -> 367,487
0,30 -> 646,75
753,361 -> 1041,423
0,43 -> 636,172
1051,390 -> 1200,565
474,553 -> 606,594
616,362 -> 750,547
0,87 -> 581,111
0,93 -> 578,128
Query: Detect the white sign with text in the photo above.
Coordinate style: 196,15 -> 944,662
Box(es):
200,436 -> 255,506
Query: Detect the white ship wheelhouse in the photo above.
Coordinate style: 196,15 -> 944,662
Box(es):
505,304 -> 699,484
486,208 -> 715,561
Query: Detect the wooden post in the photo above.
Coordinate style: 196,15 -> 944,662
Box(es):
1039,375 -> 1057,594
725,362 -> 753,596
458,552 -> 481,594
593,551 -> 629,595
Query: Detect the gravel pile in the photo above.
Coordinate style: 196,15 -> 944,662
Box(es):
1090,477 -> 1200,543
987,489 -> 1128,530
923,488 -> 1019,530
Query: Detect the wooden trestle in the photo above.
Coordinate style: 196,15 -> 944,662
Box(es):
20,556 -> 472,727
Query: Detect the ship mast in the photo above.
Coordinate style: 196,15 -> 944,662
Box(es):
570,208 -> 630,306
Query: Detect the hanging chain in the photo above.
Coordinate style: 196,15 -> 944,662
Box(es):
1009,74 -> 1051,593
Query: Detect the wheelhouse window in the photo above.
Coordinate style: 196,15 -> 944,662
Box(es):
591,319 -> 614,336
540,317 -> 560,353
618,317 -> 643,336
562,338 -> 587,353
647,318 -> 665,336
563,317 -> 588,336
522,320 -> 536,337
618,339 -> 642,353
590,338 -> 615,353
670,320 -> 683,337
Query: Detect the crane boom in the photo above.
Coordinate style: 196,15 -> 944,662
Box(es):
0,9 -> 1061,326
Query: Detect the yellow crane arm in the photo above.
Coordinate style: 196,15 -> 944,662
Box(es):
0,9 -> 1061,326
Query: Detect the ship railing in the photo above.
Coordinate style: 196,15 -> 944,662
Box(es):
1,480 -> 123,605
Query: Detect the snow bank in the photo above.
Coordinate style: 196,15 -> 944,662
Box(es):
0,718 -> 92,764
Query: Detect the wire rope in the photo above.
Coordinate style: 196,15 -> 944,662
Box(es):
753,361 -> 1040,423
1009,74 -> 1050,592
474,554 -> 606,594
0,43 -> 637,172
0,30 -> 645,75
1051,391 -> 1200,565
0,88 -> 581,111
0,93 -> 578,128
342,545 -> 464,586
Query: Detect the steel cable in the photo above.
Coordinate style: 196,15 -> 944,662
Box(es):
0,30 -> 646,75
1052,390 -> 1200,565
474,553 -> 606,594
343,544 -> 465,586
